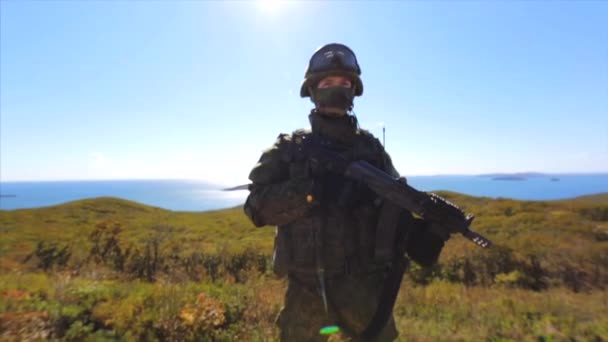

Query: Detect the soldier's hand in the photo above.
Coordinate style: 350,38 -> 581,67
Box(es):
427,222 -> 452,241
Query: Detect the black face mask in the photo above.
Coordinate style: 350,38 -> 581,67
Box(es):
311,87 -> 355,113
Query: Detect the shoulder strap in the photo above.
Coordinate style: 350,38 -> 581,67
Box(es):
361,255 -> 409,340
362,207 -> 414,340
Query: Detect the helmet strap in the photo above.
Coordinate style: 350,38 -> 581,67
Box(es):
349,111 -> 360,129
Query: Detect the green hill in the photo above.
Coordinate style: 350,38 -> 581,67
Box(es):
1,193 -> 607,340
2,193 -> 607,286
0,197 -> 273,263
568,192 -> 608,204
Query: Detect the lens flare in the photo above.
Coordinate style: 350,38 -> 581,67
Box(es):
319,325 -> 340,335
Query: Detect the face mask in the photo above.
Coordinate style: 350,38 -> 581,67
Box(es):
312,87 -> 355,115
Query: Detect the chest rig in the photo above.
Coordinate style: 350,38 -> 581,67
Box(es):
272,129 -> 404,278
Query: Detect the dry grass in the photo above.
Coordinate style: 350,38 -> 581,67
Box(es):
0,193 -> 607,340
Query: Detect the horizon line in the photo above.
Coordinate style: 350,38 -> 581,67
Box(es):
2,171 -> 608,183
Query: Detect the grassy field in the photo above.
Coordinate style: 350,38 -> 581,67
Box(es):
1,192 -> 607,341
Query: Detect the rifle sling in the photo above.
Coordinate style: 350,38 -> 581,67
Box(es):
360,255 -> 409,340
373,201 -> 402,263
361,205 -> 413,340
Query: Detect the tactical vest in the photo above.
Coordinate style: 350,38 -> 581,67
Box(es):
272,129 -> 402,278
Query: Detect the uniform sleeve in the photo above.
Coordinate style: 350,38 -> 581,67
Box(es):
243,134 -> 319,227
405,219 -> 445,267
381,149 -> 400,178
363,132 -> 400,178
375,138 -> 445,267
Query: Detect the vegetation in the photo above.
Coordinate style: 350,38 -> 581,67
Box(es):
1,193 -> 607,341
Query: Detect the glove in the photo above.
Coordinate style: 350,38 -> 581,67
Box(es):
405,219 -> 446,268
244,178 -> 321,227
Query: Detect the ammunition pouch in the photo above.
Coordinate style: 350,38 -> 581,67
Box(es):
373,200 -> 403,264
373,178 -> 412,264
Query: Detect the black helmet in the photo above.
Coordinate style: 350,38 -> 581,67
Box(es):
300,43 -> 363,98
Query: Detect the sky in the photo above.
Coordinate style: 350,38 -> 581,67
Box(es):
1,1 -> 607,185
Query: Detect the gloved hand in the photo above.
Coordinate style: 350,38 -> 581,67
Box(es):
405,218 -> 446,268
244,178 -> 321,227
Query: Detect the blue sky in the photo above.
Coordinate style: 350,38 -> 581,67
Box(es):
1,1 -> 607,184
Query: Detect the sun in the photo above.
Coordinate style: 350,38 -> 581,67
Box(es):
258,0 -> 282,13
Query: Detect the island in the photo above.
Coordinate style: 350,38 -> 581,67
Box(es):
491,176 -> 527,181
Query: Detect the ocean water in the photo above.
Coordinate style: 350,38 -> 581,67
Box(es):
1,175 -> 607,211
0,180 -> 245,212
407,174 -> 608,201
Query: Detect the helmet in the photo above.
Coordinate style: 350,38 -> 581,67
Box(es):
300,43 -> 363,98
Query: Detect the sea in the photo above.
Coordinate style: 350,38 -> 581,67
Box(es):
1,174 -> 607,211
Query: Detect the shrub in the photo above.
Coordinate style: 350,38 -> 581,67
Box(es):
23,241 -> 72,271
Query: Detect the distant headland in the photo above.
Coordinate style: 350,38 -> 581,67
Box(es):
477,172 -> 565,182
491,176 -> 527,181
478,172 -> 548,179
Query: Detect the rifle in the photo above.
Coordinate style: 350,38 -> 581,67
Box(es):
298,136 -> 492,249
230,135 -> 492,339
296,136 -> 492,339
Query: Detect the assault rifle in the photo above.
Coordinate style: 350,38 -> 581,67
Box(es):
297,136 -> 492,248
231,136 -> 492,339
297,136 -> 493,339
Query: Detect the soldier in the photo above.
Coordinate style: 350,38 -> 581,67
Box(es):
244,43 -> 447,341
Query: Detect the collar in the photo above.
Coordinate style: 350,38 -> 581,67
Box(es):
308,110 -> 359,146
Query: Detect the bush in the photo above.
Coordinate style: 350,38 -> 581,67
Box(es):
23,241 -> 72,271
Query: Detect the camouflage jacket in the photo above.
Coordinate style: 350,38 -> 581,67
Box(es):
244,113 -> 446,279
244,113 -> 410,277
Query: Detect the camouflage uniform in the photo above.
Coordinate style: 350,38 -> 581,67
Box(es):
244,113 -> 445,341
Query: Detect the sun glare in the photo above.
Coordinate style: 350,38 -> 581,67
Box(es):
259,0 -> 282,13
